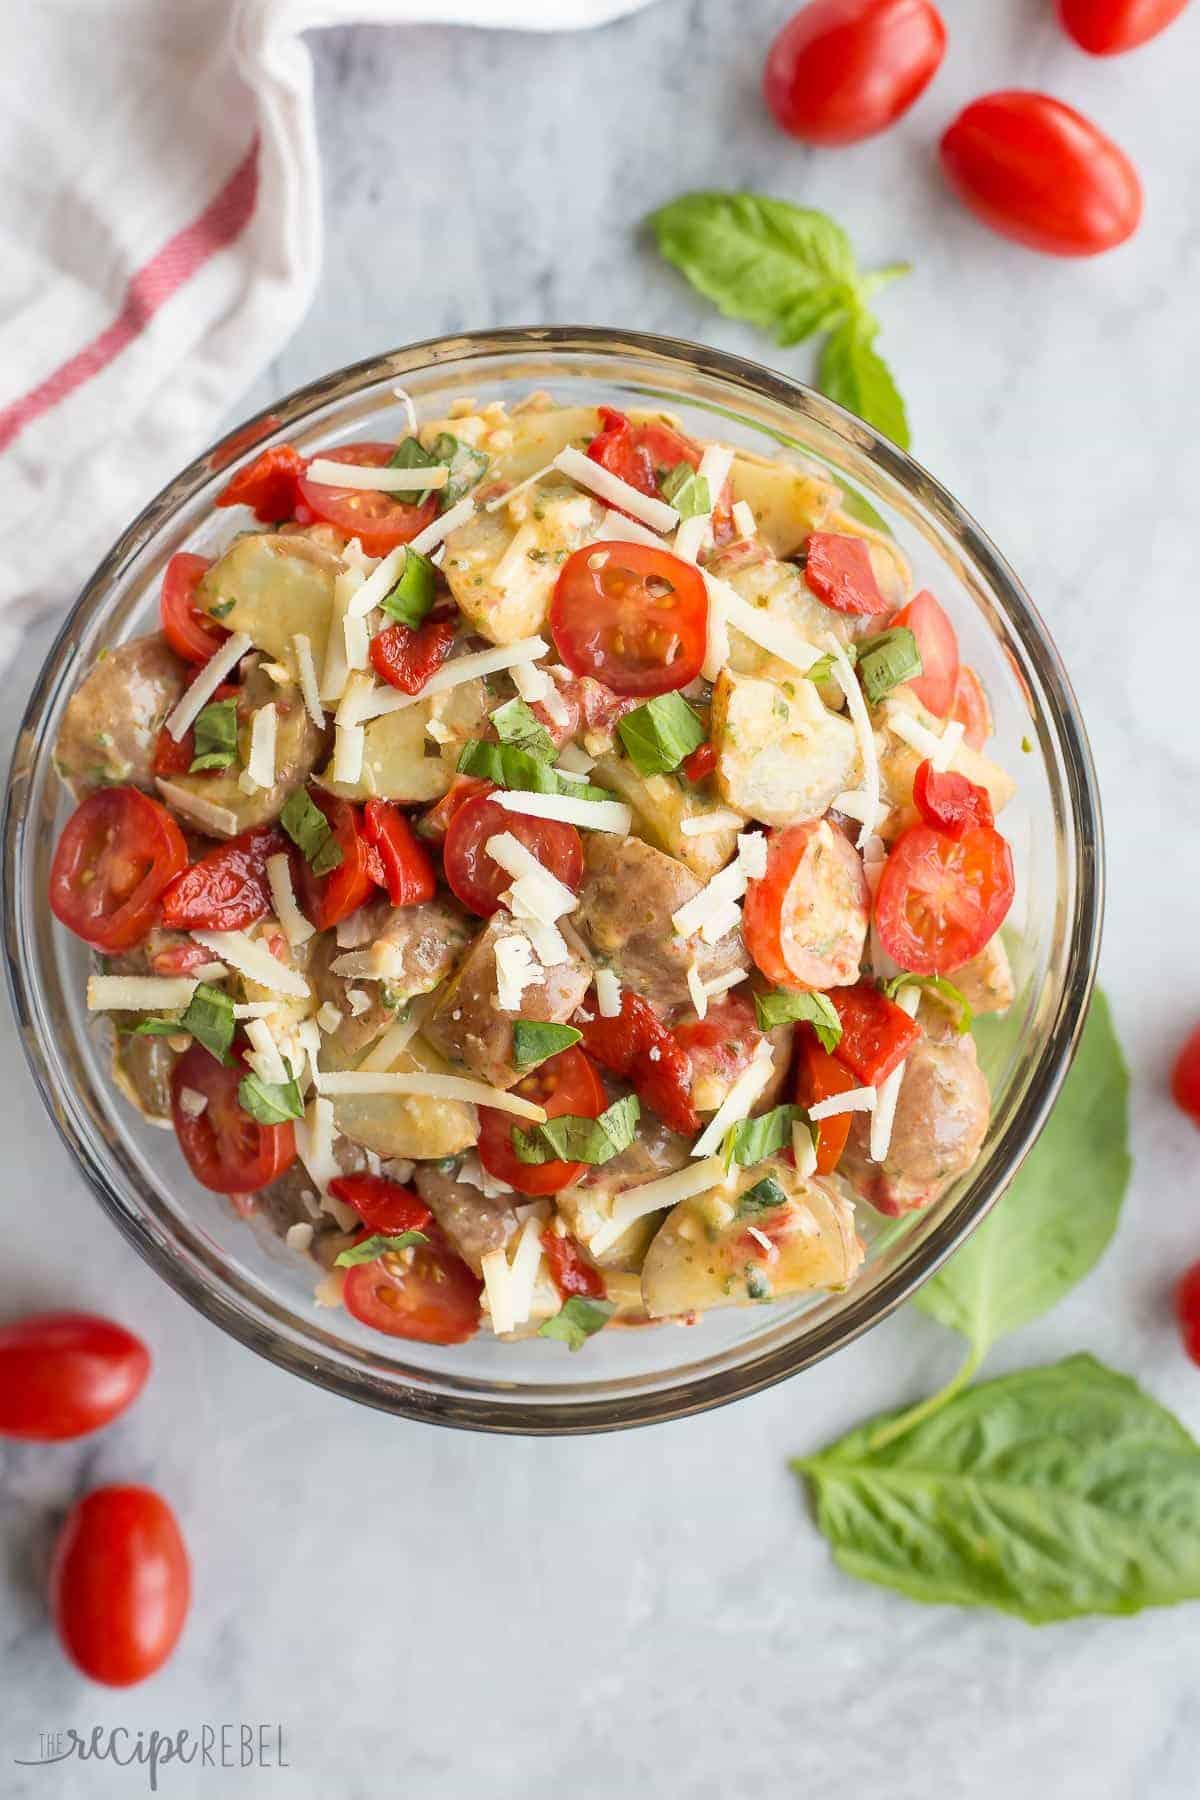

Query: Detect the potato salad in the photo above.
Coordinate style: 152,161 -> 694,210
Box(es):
49,395 -> 1017,1350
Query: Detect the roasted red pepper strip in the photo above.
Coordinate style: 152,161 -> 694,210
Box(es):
830,981 -> 922,1087
327,1175 -> 432,1236
682,740 -> 718,783
794,1026 -> 860,1175
160,823 -> 287,933
578,990 -> 699,1136
362,800 -> 437,907
215,445 -> 307,522
540,1227 -> 607,1300
804,532 -> 889,614
369,617 -> 456,695
912,759 -> 995,839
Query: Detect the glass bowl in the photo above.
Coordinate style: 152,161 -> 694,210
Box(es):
1,329 -> 1103,1434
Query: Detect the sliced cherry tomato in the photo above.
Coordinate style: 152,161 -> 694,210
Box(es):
1058,0 -> 1191,54
578,991 -> 699,1136
940,91 -> 1142,256
292,795 -> 378,930
742,821 -> 869,990
420,776 -> 493,843
875,822 -> 1015,974
831,979 -> 922,1085
342,1224 -> 482,1344
170,1042 -> 296,1195
443,790 -> 583,919
370,615 -> 456,695
296,442 -> 439,557
804,532 -> 889,614
794,1028 -> 861,1174
50,787 -> 188,953
912,760 -> 995,839
586,408 -> 735,539
361,800 -> 436,907
890,589 -> 959,716
158,553 -> 222,665
478,1047 -> 608,1196
764,0 -> 947,145
550,541 -> 708,697
326,1174 -> 432,1235
1172,1025 -> 1200,1128
1176,1260 -> 1200,1365
160,823 -> 286,932
216,444 -> 307,522
950,664 -> 993,750
674,996 -> 765,1108
51,1485 -> 190,1687
0,1314 -> 150,1442
540,1227 -> 607,1300
682,740 -> 718,783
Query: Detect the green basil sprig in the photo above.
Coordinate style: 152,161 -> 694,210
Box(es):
134,981 -> 235,1065
491,697 -> 555,760
753,989 -> 842,1051
617,693 -> 706,778
855,626 -> 922,705
538,1295 -> 615,1351
512,1095 -> 640,1168
457,739 -> 610,803
511,1021 -> 583,1071
189,699 -> 239,773
379,548 -> 436,629
334,1231 -> 428,1269
280,788 -> 343,876
238,1065 -> 305,1125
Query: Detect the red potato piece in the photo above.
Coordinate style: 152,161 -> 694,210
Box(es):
54,636 -> 187,796
840,1033 -> 990,1214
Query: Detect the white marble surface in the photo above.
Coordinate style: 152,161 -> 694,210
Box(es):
5,0 -> 1200,1793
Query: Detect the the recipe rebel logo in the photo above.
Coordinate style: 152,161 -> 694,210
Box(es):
13,1723 -> 289,1790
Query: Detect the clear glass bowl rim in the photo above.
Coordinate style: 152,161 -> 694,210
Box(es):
2,326 -> 1104,1434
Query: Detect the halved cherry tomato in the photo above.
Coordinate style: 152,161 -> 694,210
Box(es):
804,532 -> 889,614
342,1225 -> 482,1344
478,1047 -> 608,1196
890,589 -> 959,716
160,823 -> 286,932
50,788 -> 187,953
682,740 -> 718,783
170,1042 -> 296,1195
1172,1024 -> 1200,1128
578,991 -> 699,1136
0,1314 -> 150,1442
550,541 -> 708,697
742,821 -> 869,990
216,444 -> 307,522
420,776 -> 493,843
52,1485 -> 190,1687
913,760 -> 994,839
361,800 -> 436,907
158,553 -> 222,666
292,795 -> 378,931
540,1227 -> 607,1300
940,91 -> 1142,256
674,996 -> 765,1107
831,979 -> 922,1085
794,1028 -> 861,1174
586,408 -> 735,539
764,0 -> 947,145
875,822 -> 1014,973
369,615 -> 456,695
1058,0 -> 1191,54
326,1174 -> 432,1235
443,790 -> 583,919
296,443 -> 439,557
949,664 -> 992,749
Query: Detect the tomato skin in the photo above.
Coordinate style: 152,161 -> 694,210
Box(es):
804,533 -> 889,615
1058,0 -> 1191,53
875,822 -> 1015,974
0,1314 -> 150,1441
1172,1025 -> 1200,1128
540,1228 -> 607,1300
297,443 -> 439,557
170,1042 -> 296,1195
940,91 -> 1142,256
326,1174 -> 432,1235
1176,1261 -> 1200,1365
421,776 -> 493,844
160,823 -> 286,932
159,553 -> 223,665
550,541 -> 709,698
949,664 -> 992,750
361,800 -> 436,907
682,740 -> 718,784
443,790 -> 583,920
891,590 -> 959,716
578,992 -> 700,1136
764,0 -> 946,145
293,796 -> 378,930
342,1225 -> 482,1345
51,1486 -> 190,1687
50,788 -> 188,953
216,444 -> 306,522
478,1047 -> 608,1196
912,760 -> 994,838
794,1029 -> 860,1173
831,980 -> 922,1085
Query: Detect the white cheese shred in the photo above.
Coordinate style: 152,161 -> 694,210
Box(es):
189,931 -> 310,998
86,975 -> 196,1012
869,983 -> 921,1162
494,789 -> 632,834
553,445 -> 679,534
245,703 -> 277,791
832,641 -> 881,852
808,1086 -> 877,1121
356,637 -> 549,721
265,853 -> 314,947
481,1248 -> 516,1337
165,632 -> 252,741
305,458 -> 448,492
690,1043 -> 776,1160
595,969 -> 623,1018
409,495 -> 476,556
293,633 -> 325,727
313,1070 -> 547,1122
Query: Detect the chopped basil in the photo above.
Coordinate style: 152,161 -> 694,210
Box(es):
280,788 -> 343,876
238,1065 -> 305,1125
745,1265 -> 772,1301
805,643 -> 856,686
723,1103 -> 812,1169
491,697 -> 555,760
737,1174 -> 789,1217
388,435 -> 438,472
538,1294 -> 615,1351
334,1230 -> 429,1269
188,698 -> 239,773
208,599 -> 237,621
379,548 -> 436,629
511,1094 -> 640,1168
133,981 -> 235,1065
511,1020 -> 583,1071
428,432 -> 490,509
617,692 -> 706,777
855,626 -> 922,705
884,972 -> 973,1035
754,989 -> 842,1052
457,739 -> 610,803
660,462 -> 711,519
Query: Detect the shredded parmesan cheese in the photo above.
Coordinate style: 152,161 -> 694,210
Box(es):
793,1119 -> 818,1179
832,641 -> 881,852
293,633 -> 325,726
87,976 -> 195,1012
245,703 -> 277,790
481,1248 -> 516,1337
484,460 -> 558,513
680,810 -> 744,838
596,1154 -> 728,1250
494,789 -> 632,834
245,1018 -> 290,1086
690,1043 -> 777,1159
671,859 -> 748,938
553,445 -> 678,534
164,632 -> 252,741
715,578 -> 823,673
178,1086 -> 208,1119
305,458 -> 448,492
332,724 -> 365,786
189,931 -> 310,998
154,780 -> 239,839
358,1011 -> 424,1072
732,500 -> 757,540
355,637 -> 550,721
409,495 -> 476,556
869,983 -> 921,1161
494,932 -> 539,1011
809,1086 -> 877,1120
295,1096 -> 338,1194
704,967 -> 750,999
265,853 -> 314,947
592,508 -> 662,549
595,969 -> 623,1018
686,962 -> 708,1020
313,1070 -> 547,1121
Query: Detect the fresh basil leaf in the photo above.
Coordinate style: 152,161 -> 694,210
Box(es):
208,599 -> 237,621
334,1230 -> 428,1269
753,990 -> 842,1051
428,432 -> 490,509
511,1021 -> 583,1071
133,981 -> 234,1065
457,739 -> 611,803
804,643 -> 856,687
280,788 -> 343,876
379,548 -> 436,629
883,973 -> 972,1036
819,313 -> 910,450
389,436 -> 438,471
617,692 -> 706,777
131,1018 -> 183,1038
855,626 -> 922,705
796,1354 -> 1200,1623
737,1175 -> 788,1217
723,1103 -> 810,1169
660,463 -> 710,518
491,697 -> 555,760
913,992 -> 1129,1361
538,1295 -> 615,1351
511,1094 -> 640,1168
238,1065 -> 305,1125
188,698 -> 239,774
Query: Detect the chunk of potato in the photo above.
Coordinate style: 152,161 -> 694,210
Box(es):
199,532 -> 340,672
878,690 -> 1016,815
422,402 -> 601,485
708,554 -> 859,689
727,453 -> 841,556
557,1119 -> 694,1271
440,484 -> 603,645
157,661 -> 325,838
318,701 -> 450,805
332,1034 -> 477,1161
641,1159 -> 863,1318
712,667 -> 859,827
589,754 -> 738,881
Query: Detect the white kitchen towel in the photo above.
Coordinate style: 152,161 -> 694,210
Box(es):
0,0 -> 654,645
